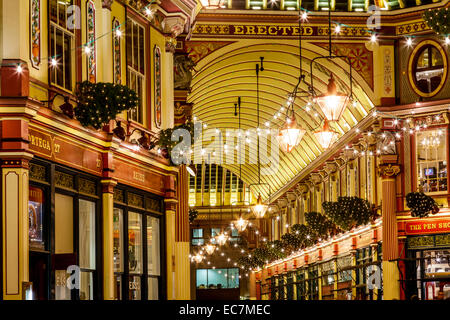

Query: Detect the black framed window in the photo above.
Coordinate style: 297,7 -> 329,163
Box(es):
113,187 -> 164,300
295,269 -> 306,300
413,45 -> 445,94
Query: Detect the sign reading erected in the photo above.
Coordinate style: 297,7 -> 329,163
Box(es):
405,219 -> 450,235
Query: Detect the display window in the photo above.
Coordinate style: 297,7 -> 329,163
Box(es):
355,245 -> 382,300
406,234 -> 450,300
295,269 -> 306,300
196,268 -> 240,289
307,265 -> 319,300
416,128 -> 448,193
321,260 -> 335,300
113,186 -> 164,300
28,160 -> 101,300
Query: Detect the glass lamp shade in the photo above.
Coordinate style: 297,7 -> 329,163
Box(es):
200,0 -> 225,9
193,254 -> 204,263
234,217 -> 249,232
277,116 -> 306,153
315,75 -> 349,121
314,120 -> 339,149
251,194 -> 268,218
204,244 -> 216,255
215,232 -> 229,246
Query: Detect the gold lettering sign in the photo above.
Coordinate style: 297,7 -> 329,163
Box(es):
133,171 -> 145,183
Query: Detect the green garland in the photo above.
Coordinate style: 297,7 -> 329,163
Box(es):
305,211 -> 337,238
75,81 -> 139,130
406,192 -> 439,218
423,8 -> 450,35
157,121 -> 199,164
323,196 -> 373,231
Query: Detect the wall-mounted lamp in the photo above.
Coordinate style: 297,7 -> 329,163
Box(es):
41,93 -> 74,118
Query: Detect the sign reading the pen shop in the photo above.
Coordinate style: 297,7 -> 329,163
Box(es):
405,219 -> 450,235
28,127 -> 103,175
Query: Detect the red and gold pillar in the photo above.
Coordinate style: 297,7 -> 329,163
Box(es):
175,165 -> 190,299
378,161 -> 401,300
0,60 -> 39,299
164,173 -> 178,300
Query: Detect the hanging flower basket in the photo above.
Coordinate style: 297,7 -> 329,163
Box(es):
423,8 -> 450,35
74,81 -> 139,130
323,196 -> 373,231
406,192 -> 440,218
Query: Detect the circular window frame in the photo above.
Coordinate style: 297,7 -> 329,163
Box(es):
408,39 -> 448,98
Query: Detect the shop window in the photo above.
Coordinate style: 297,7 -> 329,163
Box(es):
29,186 -> 45,250
128,211 -> 143,275
49,0 -> 74,91
196,268 -> 240,289
321,260 -> 335,300
409,41 -> 447,97
416,129 -> 448,193
230,228 -> 240,243
307,265 -> 319,300
79,199 -> 96,300
126,17 -> 145,123
192,228 -> 204,246
113,208 -> 124,273
295,269 -> 306,300
210,227 -> 221,244
55,193 -> 74,255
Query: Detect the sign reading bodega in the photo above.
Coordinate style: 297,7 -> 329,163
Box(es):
405,219 -> 450,235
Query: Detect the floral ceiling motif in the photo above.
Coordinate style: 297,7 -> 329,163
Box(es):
314,43 -> 374,90
184,41 -> 234,64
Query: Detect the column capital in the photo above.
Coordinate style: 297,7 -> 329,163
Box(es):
101,178 -> 118,193
102,0 -> 113,10
378,163 -> 401,178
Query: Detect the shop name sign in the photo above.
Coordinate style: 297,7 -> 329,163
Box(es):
405,219 -> 450,235
193,24 -> 370,37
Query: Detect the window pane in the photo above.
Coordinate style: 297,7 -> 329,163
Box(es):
147,216 -> 160,276
56,28 -> 64,86
228,269 -> 239,288
208,269 -> 228,289
132,23 -> 138,70
79,199 -> 96,270
193,228 -> 203,238
113,208 -> 124,272
196,269 -> 207,288
63,33 -> 72,90
50,0 -> 58,23
80,271 -> 94,300
139,26 -> 145,74
128,275 -> 141,300
55,193 -> 73,254
128,212 -> 142,274
115,275 -> 122,300
29,186 -> 45,250
126,18 -> 132,67
148,277 -> 158,300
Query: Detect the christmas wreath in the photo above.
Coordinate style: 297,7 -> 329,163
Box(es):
189,208 -> 199,223
74,81 -> 139,129
406,192 -> 440,218
423,8 -> 450,35
290,224 -> 318,248
323,196 -> 373,231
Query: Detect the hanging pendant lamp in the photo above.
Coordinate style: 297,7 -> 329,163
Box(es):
314,74 -> 349,121
204,243 -> 216,255
234,216 -> 250,232
215,231 -> 229,246
277,115 -> 306,153
251,194 -> 269,218
314,119 -> 338,149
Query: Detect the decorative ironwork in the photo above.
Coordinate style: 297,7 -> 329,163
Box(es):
145,197 -> 162,212
30,0 -> 41,68
78,178 -> 96,195
114,188 -> 124,203
113,18 -> 121,84
55,171 -> 74,189
128,192 -> 144,208
29,163 -> 46,182
407,235 -> 434,248
86,0 -> 96,82
435,234 -> 450,247
154,46 -> 162,128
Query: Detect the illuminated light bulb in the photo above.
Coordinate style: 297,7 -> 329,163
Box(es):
373,111 -> 378,117
276,216 -> 280,221
255,230 -> 259,235
368,132 -> 372,136
193,116 -> 198,121
273,114 -> 278,119
115,29 -> 122,37
203,123 -> 208,128
446,37 -> 450,45
393,119 -> 398,125
250,194 -> 268,218
406,37 -> 413,46
356,128 -> 360,133
301,11 -> 308,20
280,106 -> 285,112
84,46 -> 91,54
215,128 -> 220,134
377,149 -> 381,154
17,65 -> 23,73
395,133 -> 401,139
305,106 -> 311,112
370,34 -> 377,43
335,24 -> 341,34
51,58 -> 57,67
265,121 -> 270,127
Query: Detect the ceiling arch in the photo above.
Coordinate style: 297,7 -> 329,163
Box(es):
187,39 -> 375,200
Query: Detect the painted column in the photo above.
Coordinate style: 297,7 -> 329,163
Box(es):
249,271 -> 256,300
175,165 -> 190,299
100,0 -> 113,83
164,174 -> 178,300
378,162 -> 401,300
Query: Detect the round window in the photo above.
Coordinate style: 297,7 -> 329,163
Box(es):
408,40 -> 447,98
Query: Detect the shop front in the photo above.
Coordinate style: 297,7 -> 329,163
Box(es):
401,218 -> 450,300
